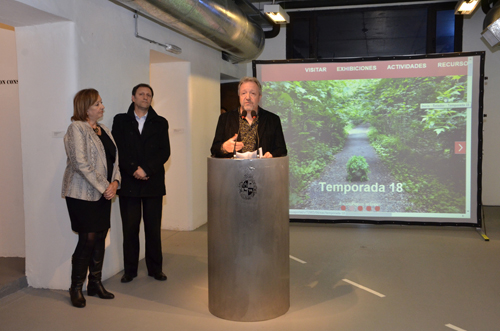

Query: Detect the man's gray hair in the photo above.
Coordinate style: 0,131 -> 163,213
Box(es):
238,76 -> 262,95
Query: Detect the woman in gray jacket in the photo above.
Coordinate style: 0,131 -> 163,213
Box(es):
62,89 -> 121,308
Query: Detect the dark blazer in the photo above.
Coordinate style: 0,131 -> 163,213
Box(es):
210,107 -> 287,158
112,103 -> 170,197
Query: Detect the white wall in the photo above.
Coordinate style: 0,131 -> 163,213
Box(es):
0,0 -> 246,289
150,55 -> 192,230
16,21 -> 79,288
257,26 -> 287,61
150,55 -> 222,230
0,25 -> 25,257
189,63 -> 223,228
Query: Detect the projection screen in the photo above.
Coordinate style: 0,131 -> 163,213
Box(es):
254,52 -> 484,226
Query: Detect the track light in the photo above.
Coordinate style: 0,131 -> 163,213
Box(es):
482,0 -> 500,47
455,0 -> 480,15
264,4 -> 289,24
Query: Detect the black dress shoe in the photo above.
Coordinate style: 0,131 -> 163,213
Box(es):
121,274 -> 135,283
148,272 -> 167,281
69,287 -> 86,308
87,281 -> 115,299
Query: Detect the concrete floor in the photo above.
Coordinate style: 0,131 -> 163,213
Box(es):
0,257 -> 26,299
1,207 -> 500,331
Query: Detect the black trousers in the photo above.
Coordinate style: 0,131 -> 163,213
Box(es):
119,196 -> 163,276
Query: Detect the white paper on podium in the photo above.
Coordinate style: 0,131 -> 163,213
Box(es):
235,147 -> 263,159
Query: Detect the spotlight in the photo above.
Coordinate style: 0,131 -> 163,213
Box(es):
455,0 -> 480,15
264,4 -> 289,24
165,44 -> 182,54
482,1 -> 500,47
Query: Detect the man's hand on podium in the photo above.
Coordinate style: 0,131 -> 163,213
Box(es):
262,152 -> 273,158
223,133 -> 244,154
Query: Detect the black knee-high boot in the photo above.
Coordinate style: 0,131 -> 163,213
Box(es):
87,242 -> 114,299
69,257 -> 88,308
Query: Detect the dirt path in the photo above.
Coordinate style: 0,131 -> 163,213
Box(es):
303,123 -> 413,213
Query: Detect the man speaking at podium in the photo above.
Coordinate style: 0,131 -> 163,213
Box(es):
211,77 -> 287,158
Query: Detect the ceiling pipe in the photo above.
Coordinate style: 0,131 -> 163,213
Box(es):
110,0 -> 266,63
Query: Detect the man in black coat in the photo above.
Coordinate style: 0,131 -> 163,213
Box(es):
211,77 -> 287,158
112,83 -> 170,282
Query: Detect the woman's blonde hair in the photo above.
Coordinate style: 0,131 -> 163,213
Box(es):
71,88 -> 99,122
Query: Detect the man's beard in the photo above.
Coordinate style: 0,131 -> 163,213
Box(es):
242,103 -> 255,112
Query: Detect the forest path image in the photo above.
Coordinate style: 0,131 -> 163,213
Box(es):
303,123 -> 413,213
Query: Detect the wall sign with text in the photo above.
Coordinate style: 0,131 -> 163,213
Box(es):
0,80 -> 18,85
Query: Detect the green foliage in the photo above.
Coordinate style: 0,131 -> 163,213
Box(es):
421,77 -> 467,136
369,130 -> 465,213
288,141 -> 339,207
260,75 -> 468,212
346,156 -> 370,182
368,76 -> 467,153
261,80 -> 351,207
364,76 -> 467,213
344,122 -> 355,135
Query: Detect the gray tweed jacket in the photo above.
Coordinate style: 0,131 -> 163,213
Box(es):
61,121 -> 121,201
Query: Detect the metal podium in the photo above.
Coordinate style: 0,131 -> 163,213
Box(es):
207,156 -> 290,322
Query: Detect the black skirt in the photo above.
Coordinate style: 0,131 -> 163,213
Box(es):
66,196 -> 111,233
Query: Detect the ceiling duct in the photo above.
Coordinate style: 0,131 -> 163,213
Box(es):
111,0 -> 266,63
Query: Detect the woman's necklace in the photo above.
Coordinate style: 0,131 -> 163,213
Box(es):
89,122 -> 99,134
